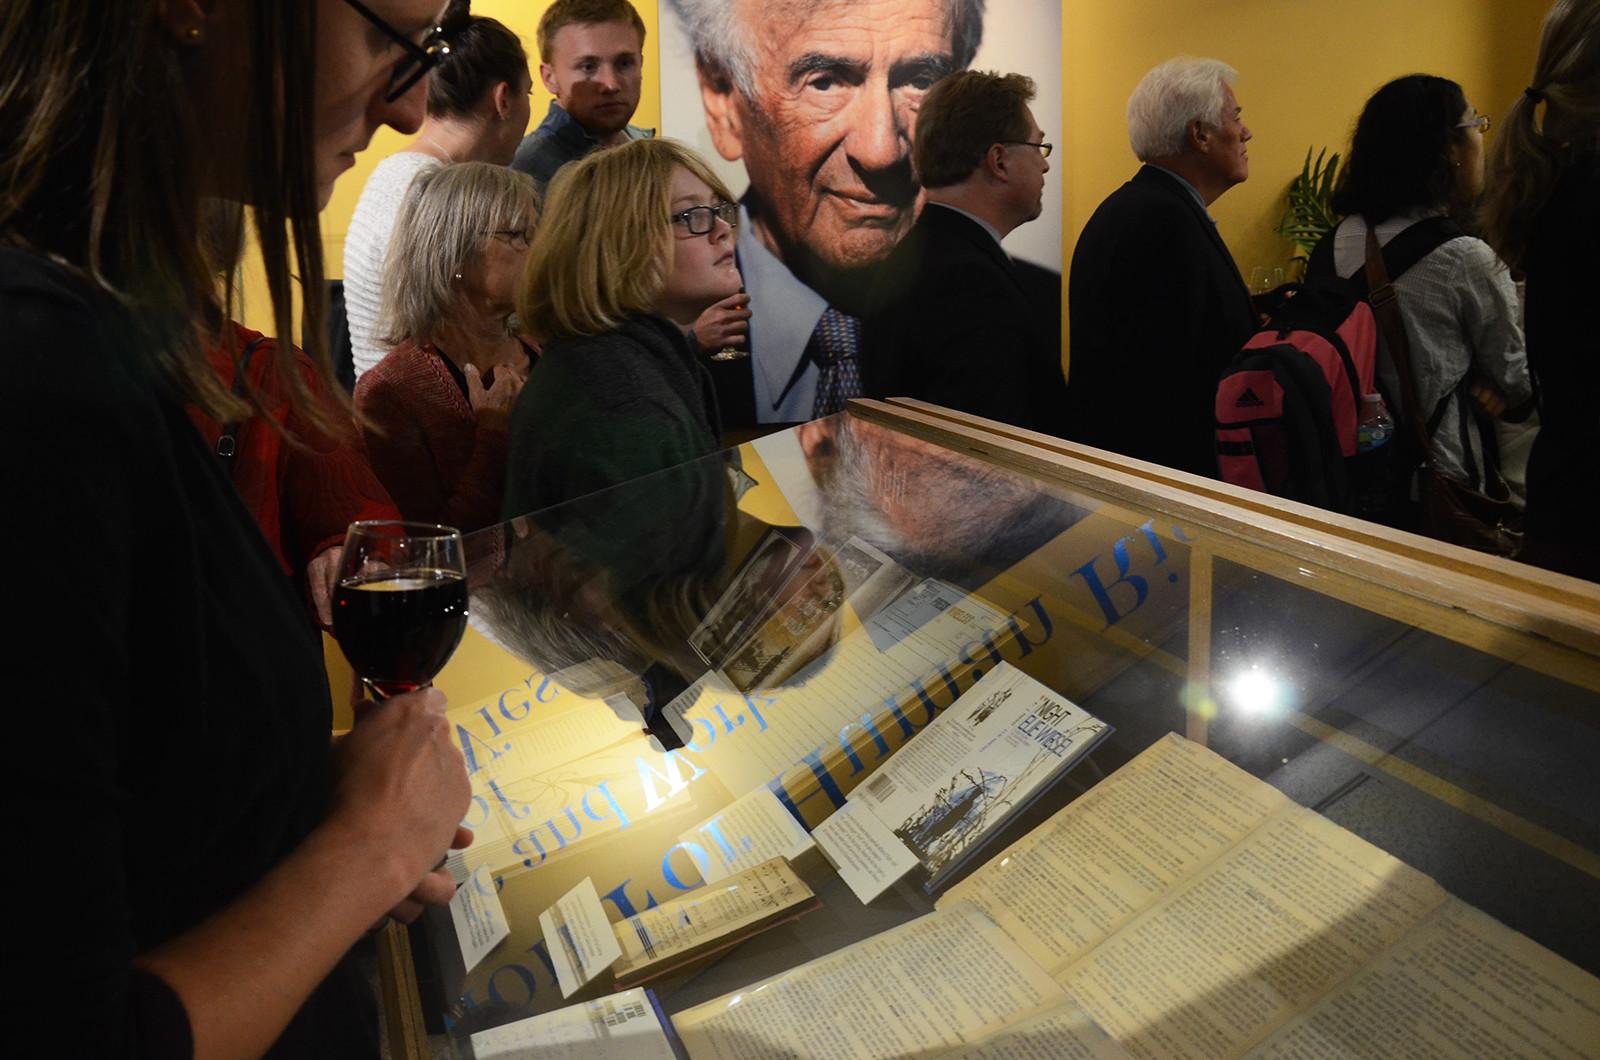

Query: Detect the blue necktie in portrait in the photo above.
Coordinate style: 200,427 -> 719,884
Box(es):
809,307 -> 864,417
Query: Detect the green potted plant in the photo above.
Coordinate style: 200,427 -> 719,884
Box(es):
1277,146 -> 1342,279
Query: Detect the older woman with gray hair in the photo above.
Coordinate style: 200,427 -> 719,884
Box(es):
355,162 -> 537,533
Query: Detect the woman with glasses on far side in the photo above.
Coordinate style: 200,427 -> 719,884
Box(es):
1484,0 -> 1600,579
501,138 -> 741,519
2,1 -> 474,1057
1311,75 -> 1533,515
357,161 -> 537,532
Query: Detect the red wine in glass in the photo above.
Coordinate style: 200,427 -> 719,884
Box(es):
332,522 -> 468,699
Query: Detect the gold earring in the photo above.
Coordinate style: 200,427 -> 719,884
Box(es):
185,26 -> 203,43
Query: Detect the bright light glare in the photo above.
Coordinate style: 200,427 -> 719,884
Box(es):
1227,667 -> 1282,717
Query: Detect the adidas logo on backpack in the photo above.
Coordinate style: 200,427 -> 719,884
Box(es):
1234,387 -> 1265,409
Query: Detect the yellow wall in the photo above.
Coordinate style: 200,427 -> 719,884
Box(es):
1063,0 -> 1548,291
250,0 -> 1549,366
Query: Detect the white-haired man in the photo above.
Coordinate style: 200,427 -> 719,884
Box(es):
1065,56 -> 1258,478
667,0 -> 986,425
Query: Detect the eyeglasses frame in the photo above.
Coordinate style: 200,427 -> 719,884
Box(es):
670,202 -> 741,237
1000,140 -> 1053,158
341,0 -> 454,104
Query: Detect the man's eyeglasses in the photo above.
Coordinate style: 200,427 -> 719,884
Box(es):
342,0 -> 454,103
1001,140 -> 1053,158
1457,114 -> 1492,133
670,202 -> 740,236
487,228 -> 532,251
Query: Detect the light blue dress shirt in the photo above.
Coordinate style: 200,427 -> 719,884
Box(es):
737,204 -> 829,423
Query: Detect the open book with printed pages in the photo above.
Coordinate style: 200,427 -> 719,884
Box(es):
812,661 -> 1110,901
671,735 -> 1600,1059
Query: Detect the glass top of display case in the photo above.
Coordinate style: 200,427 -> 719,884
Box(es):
400,401 -> 1600,1057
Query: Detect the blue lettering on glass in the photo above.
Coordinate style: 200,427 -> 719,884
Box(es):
454,723 -> 506,776
486,962 -> 537,1011
497,686 -> 531,723
488,777 -> 532,820
1071,522 -> 1185,629
580,780 -> 630,829
637,750 -> 706,811
601,877 -> 661,919
512,829 -> 548,869
662,842 -> 707,890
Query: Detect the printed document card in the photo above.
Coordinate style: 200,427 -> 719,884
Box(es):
816,662 -> 1108,896
449,864 -> 510,973
679,786 -> 815,883
468,988 -> 680,1059
813,799 -> 921,903
539,878 -> 624,998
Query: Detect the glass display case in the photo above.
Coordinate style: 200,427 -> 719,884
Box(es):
376,400 -> 1600,1058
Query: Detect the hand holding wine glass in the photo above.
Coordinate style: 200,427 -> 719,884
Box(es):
330,686 -> 473,922
332,521 -> 470,700
695,289 -> 752,361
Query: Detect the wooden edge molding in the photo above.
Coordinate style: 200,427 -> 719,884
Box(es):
376,920 -> 430,1060
851,398 -> 1600,658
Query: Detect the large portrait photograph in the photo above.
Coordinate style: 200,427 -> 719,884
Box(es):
658,0 -> 1063,421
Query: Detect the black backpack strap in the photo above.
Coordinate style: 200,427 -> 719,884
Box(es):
1306,231 -> 1337,283
1345,216 -> 1463,296
1381,216 -> 1464,280
216,337 -> 266,474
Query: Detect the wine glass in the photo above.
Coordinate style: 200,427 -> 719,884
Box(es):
332,521 -> 469,700
708,287 -> 750,362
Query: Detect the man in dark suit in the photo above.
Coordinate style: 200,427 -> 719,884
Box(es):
863,70 -> 1067,435
1066,57 -> 1259,477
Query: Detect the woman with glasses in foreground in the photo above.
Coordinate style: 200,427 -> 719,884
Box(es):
502,138 -> 742,519
1,1 -> 473,1056
357,161 -> 537,532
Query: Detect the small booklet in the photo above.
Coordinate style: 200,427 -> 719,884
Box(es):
815,661 -> 1109,901
468,987 -> 684,1059
611,857 -> 820,988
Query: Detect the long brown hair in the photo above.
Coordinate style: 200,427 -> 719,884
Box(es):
1483,0 -> 1600,272
0,0 -> 335,429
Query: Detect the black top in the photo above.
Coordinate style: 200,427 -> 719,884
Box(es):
1524,152 -> 1600,449
2,248 -> 374,1057
1065,165 -> 1259,477
862,204 -> 1069,435
1520,150 -> 1600,569
501,314 -> 721,521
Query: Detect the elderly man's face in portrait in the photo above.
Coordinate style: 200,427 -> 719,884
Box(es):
699,0 -> 956,284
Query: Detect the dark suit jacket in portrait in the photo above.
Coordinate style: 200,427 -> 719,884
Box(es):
863,204 -> 1068,435
1066,165 -> 1258,477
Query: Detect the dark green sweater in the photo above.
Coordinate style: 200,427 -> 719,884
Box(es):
502,314 -> 721,522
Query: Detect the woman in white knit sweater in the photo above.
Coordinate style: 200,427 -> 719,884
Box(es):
344,14 -> 532,379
